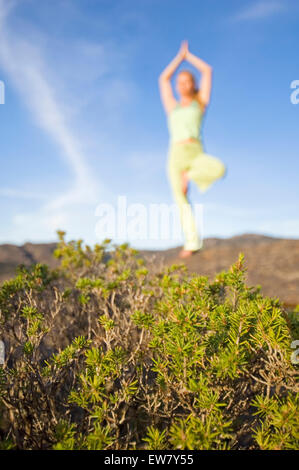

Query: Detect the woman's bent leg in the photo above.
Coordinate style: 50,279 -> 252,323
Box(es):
187,152 -> 227,193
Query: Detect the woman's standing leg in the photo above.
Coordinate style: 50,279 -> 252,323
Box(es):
167,145 -> 202,252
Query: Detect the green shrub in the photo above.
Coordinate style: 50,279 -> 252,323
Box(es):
0,232 -> 298,450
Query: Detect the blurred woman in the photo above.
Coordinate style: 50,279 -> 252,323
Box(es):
158,40 -> 227,259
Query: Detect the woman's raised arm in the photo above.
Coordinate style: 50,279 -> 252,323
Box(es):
159,41 -> 188,80
185,50 -> 213,108
158,41 -> 188,114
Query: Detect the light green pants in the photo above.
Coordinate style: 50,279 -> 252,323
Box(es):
166,140 -> 227,251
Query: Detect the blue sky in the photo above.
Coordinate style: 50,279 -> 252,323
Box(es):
0,0 -> 298,250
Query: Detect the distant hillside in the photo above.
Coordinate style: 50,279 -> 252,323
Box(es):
0,242 -> 58,282
1,233 -> 299,308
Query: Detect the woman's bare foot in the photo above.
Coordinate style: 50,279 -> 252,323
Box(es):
179,249 -> 193,259
181,170 -> 189,195
178,248 -> 201,259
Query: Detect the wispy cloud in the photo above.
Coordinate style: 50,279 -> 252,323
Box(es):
0,0 -> 100,210
0,0 -> 122,242
229,0 -> 286,23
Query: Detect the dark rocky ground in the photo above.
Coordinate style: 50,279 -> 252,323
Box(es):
0,233 -> 298,308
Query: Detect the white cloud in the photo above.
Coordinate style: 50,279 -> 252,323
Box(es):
0,0 -> 120,241
0,5 -> 100,204
229,0 -> 286,22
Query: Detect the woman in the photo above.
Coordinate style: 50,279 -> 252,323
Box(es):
158,40 -> 227,259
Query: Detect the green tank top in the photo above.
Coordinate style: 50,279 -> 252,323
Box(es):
167,99 -> 203,144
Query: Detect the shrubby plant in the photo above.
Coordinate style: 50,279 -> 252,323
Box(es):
0,230 -> 298,450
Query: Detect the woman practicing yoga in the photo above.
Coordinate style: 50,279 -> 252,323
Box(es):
158,40 -> 227,259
